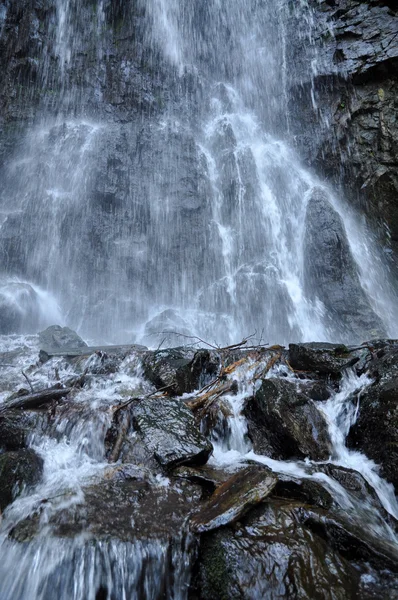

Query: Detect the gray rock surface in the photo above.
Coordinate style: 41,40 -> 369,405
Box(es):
190,466 -> 277,533
39,325 -> 87,351
347,342 -> 398,490
303,188 -> 386,342
244,377 -> 332,461
288,1 -> 398,276
194,500 -> 361,600
289,342 -> 359,374
0,449 -> 43,511
131,397 -> 213,469
0,282 -> 42,334
142,348 -> 219,396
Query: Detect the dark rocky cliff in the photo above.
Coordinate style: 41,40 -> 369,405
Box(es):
289,0 -> 398,277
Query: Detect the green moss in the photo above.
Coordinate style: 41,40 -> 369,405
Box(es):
199,533 -> 240,600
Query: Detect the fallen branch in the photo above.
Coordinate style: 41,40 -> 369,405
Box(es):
187,381 -> 236,412
21,370 -> 34,393
0,386 -> 72,412
109,410 -> 130,463
252,352 -> 282,382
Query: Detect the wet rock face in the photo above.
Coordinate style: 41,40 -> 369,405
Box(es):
194,500 -> 360,600
38,325 -> 87,352
0,282 -> 43,334
347,343 -> 398,490
131,397 -> 213,469
13,475 -> 202,544
0,411 -> 40,451
190,466 -> 277,533
142,348 -> 219,396
289,1 -> 398,275
303,188 -> 386,343
0,449 -> 43,510
289,342 -> 359,375
244,377 -> 332,461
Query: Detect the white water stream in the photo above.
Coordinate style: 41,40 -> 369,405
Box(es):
209,360 -> 398,548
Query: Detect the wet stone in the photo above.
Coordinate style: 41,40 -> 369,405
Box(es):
190,466 -> 277,533
11,477 -> 202,544
131,397 -> 213,469
288,342 -> 359,375
194,499 -> 360,600
297,506 -> 398,573
347,344 -> 398,491
39,325 -> 87,352
272,475 -> 334,510
142,347 -> 219,396
317,464 -> 385,510
173,465 -> 233,491
244,378 -> 332,461
0,449 -> 43,511
0,411 -> 39,451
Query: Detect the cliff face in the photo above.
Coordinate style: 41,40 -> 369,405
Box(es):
0,0 -> 395,342
289,0 -> 398,275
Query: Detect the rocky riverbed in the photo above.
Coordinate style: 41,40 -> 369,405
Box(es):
1,326 -> 398,598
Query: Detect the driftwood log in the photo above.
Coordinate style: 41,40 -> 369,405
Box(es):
0,387 -> 72,412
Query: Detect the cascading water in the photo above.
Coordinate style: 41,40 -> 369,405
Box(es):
0,0 -> 396,344
1,1 -> 398,598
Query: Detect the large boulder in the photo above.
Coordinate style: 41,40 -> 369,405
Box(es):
303,188 -> 386,343
131,397 -> 213,469
141,309 -> 194,348
347,343 -> 398,490
244,378 -> 332,461
288,342 -> 359,375
194,499 -> 360,600
0,411 -> 40,451
38,325 -> 87,352
0,282 -> 42,334
0,449 -> 43,511
142,347 -> 219,396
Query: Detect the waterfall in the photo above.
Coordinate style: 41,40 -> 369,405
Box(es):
0,0 -> 396,344
1,2 -> 398,595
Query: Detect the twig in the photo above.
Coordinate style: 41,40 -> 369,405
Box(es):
112,383 -> 174,415
155,331 -> 220,350
21,370 -> 34,393
156,337 -> 167,351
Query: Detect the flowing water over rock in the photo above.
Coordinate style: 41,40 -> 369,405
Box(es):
1,339 -> 398,598
1,0 -> 398,598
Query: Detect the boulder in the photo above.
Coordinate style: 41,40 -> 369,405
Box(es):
299,505 -> 398,572
0,411 -> 40,451
244,378 -> 332,461
190,466 -> 277,533
0,449 -> 43,511
303,188 -> 386,343
142,347 -> 219,396
194,499 -> 360,600
272,476 -> 334,510
288,342 -> 359,375
173,465 -> 232,491
12,476 -> 201,544
317,464 -> 385,510
0,282 -> 42,334
347,344 -> 398,490
38,325 -> 87,352
131,397 -> 213,469
141,309 -> 194,348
